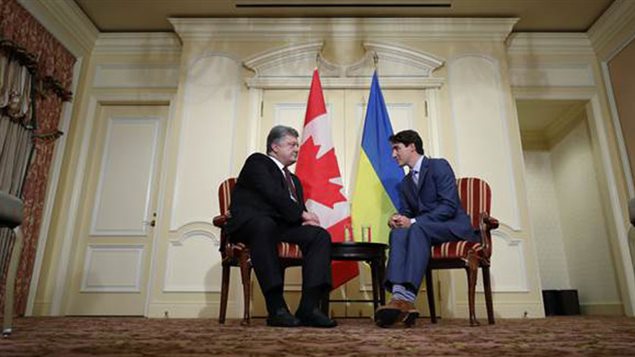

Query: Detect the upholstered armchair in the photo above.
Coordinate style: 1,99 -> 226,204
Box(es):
213,178 -> 303,325
0,191 -> 24,336
424,177 -> 499,326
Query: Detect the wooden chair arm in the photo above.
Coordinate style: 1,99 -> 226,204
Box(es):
478,212 -> 499,258
483,213 -> 499,230
213,213 -> 229,228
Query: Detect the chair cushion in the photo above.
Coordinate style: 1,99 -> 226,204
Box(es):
0,191 -> 24,228
431,241 -> 483,259
277,242 -> 303,259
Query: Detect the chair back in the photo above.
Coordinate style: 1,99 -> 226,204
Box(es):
216,178 -> 237,256
218,178 -> 237,216
457,177 -> 493,257
457,177 -> 491,230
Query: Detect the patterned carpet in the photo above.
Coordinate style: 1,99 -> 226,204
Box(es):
1,316 -> 635,356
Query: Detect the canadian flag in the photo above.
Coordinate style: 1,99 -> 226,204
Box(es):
296,69 -> 359,289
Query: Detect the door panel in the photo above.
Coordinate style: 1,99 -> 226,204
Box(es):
66,105 -> 167,315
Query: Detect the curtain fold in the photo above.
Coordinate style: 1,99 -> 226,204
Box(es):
0,51 -> 34,196
0,45 -> 36,319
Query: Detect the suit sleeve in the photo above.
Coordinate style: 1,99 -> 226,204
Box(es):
414,159 -> 459,224
239,155 -> 304,223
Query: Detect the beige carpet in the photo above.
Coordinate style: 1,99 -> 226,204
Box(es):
1,316 -> 635,356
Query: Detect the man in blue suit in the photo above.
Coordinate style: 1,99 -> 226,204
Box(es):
374,130 -> 478,327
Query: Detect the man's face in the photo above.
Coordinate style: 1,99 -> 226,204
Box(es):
272,135 -> 299,167
391,142 -> 416,167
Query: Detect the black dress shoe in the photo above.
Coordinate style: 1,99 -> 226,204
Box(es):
296,308 -> 338,328
266,308 -> 301,327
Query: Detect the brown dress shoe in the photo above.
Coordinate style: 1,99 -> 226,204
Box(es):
374,299 -> 419,328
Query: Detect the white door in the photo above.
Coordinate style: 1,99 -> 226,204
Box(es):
257,88 -> 437,317
66,105 -> 167,315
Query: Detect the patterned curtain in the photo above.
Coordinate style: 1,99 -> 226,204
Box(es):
0,42 -> 36,306
0,0 -> 75,317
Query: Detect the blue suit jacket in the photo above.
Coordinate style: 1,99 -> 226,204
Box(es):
399,156 -> 478,242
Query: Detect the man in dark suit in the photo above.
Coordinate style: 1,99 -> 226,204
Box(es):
374,130 -> 478,327
227,125 -> 336,328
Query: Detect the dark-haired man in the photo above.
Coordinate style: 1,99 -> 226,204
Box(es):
374,129 -> 478,327
227,125 -> 336,328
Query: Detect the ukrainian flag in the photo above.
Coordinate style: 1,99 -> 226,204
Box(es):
351,71 -> 404,244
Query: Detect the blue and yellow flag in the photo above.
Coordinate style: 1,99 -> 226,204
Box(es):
351,71 -> 404,244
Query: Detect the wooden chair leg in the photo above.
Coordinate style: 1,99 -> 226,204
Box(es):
370,258 -> 380,312
466,254 -> 480,326
425,268 -> 437,324
3,227 -> 23,337
239,254 -> 251,325
218,262 -> 230,324
482,265 -> 495,324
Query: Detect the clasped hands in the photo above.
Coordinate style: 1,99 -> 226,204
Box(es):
302,211 -> 321,226
388,213 -> 412,229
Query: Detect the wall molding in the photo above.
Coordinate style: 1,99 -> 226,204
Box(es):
80,245 -> 144,292
601,63 -> 635,198
18,0 -> 98,57
244,41 -> 445,89
170,17 -> 518,42
588,0 -> 635,61
93,33 -> 182,56
507,33 -> 595,56
163,227 -> 220,293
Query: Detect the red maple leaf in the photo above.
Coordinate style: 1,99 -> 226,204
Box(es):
296,137 -> 347,209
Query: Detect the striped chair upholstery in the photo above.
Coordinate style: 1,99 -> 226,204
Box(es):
425,177 -> 499,326
430,178 -> 492,260
213,178 -> 303,325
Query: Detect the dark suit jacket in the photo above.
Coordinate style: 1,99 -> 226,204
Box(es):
399,156 -> 478,242
227,153 -> 305,234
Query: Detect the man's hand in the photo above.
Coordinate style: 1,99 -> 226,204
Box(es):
302,211 -> 321,226
388,213 -> 411,229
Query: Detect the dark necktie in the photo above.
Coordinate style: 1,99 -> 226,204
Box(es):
283,167 -> 298,202
412,169 -> 419,186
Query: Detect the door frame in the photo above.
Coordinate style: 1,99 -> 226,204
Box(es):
514,86 -> 635,316
47,91 -> 177,316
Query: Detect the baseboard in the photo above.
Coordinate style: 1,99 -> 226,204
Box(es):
454,301 -> 545,319
29,302 -> 53,316
146,301 -> 240,319
581,303 -> 624,316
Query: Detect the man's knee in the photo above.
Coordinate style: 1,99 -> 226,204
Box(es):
243,217 -> 278,244
310,226 -> 331,246
389,228 -> 409,246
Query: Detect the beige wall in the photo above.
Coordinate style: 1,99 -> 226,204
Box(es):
33,15 -> 635,319
551,119 -> 621,313
523,110 -> 622,314
523,150 -> 571,290
608,38 -> 635,191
